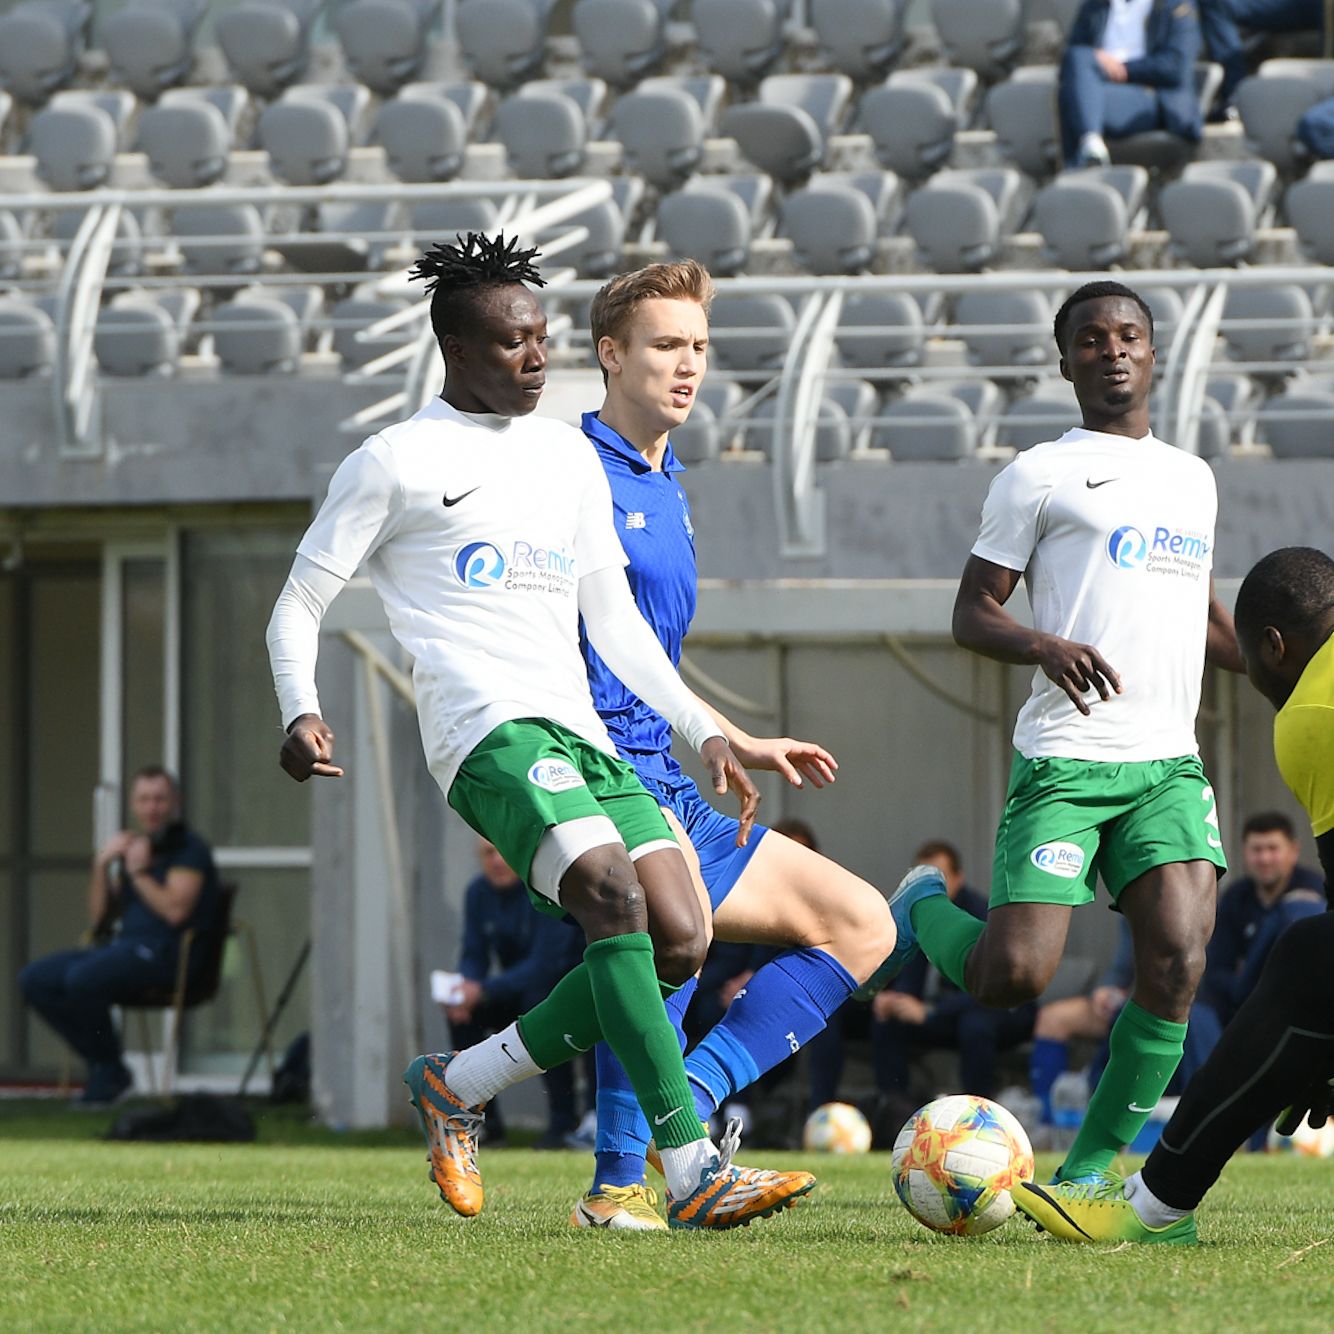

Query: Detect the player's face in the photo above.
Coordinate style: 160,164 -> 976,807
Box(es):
1059,296 -> 1155,418
603,297 -> 709,433
1242,829 -> 1299,889
130,776 -> 177,838
450,285 -> 548,417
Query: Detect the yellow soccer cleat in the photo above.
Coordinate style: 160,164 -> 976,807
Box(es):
403,1052 -> 486,1218
1013,1175 -> 1198,1246
570,1183 -> 668,1231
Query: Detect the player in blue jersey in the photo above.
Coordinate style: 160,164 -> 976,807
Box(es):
568,260 -> 899,1230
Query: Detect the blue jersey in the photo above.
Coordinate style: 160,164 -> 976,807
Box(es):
580,411 -> 697,789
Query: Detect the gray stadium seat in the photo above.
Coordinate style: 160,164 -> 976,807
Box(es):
657,186 -> 754,276
1236,60 -> 1334,173
273,200 -> 402,273
259,100 -> 349,186
781,181 -> 876,274
692,0 -> 788,85
639,74 -> 727,130
721,76 -> 855,185
1258,390 -> 1334,458
1033,168 -> 1146,269
400,80 -> 489,134
987,66 -> 1059,178
30,103 -> 116,190
937,377 -> 1005,449
1138,284 -> 1185,349
612,87 -> 705,190
954,290 -> 1052,368
331,293 -> 413,369
283,83 -> 373,139
51,205 -> 143,276
101,0 -> 205,101
931,0 -> 1024,81
0,297 -> 56,378
161,85 -> 249,137
574,0 -> 666,87
50,90 -> 138,147
136,101 -> 231,188
217,0 -> 319,99
811,0 -> 906,82
334,0 -> 441,96
1000,384 -> 1079,451
744,396 -> 853,462
0,90 -> 11,138
174,203 -> 266,275
1160,160 -> 1277,267
823,377 -> 879,452
517,77 -> 609,132
234,283 -> 321,348
539,177 -> 642,277
456,0 -> 549,89
893,66 -> 978,115
376,95 -> 468,182
212,295 -> 303,373
835,291 -> 925,368
873,391 -> 975,460
1110,64 -> 1222,170
409,196 -> 499,240
904,168 -> 1027,272
708,293 -> 796,372
494,90 -> 586,178
669,398 -> 720,464
827,168 -> 902,228
1194,393 -> 1231,459
859,80 -> 957,181
697,377 -> 745,450
94,298 -> 179,377
1221,285 -> 1314,364
0,210 -> 23,280
1286,163 -> 1334,266
0,0 -> 88,105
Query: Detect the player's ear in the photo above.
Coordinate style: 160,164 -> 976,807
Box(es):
1264,625 -> 1285,666
442,333 -> 466,367
1058,354 -> 1071,383
597,334 -> 622,379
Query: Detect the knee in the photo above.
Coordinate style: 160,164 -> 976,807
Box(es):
651,916 -> 707,987
1061,43 -> 1097,78
1139,931 -> 1209,1009
563,859 -> 646,939
830,891 -> 898,984
972,953 -> 1052,1009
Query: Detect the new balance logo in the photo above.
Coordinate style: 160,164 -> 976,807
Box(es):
654,1106 -> 684,1126
625,511 -> 647,530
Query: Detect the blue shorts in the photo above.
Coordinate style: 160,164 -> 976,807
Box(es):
640,772 -> 768,911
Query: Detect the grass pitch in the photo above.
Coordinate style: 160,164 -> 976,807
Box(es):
2,1107 -> 1332,1333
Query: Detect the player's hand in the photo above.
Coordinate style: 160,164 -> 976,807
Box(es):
1275,1077 -> 1334,1137
1091,985 -> 1127,1022
701,735 -> 760,848
873,991 -> 927,1025
1036,634 -> 1122,715
96,830 -> 134,868
727,734 -> 838,790
280,713 -> 345,781
122,834 -> 152,876
1095,49 -> 1128,81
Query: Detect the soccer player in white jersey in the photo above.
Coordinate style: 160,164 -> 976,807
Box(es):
862,280 -> 1246,1195
265,233 -> 814,1230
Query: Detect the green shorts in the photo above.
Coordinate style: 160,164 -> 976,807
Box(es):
990,752 -> 1227,909
447,717 -> 675,917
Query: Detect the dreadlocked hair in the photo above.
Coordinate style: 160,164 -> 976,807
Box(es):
410,231 -> 546,344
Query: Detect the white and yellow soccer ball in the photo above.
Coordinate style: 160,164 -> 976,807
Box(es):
891,1094 -> 1035,1235
1267,1115 -> 1334,1158
803,1101 -> 873,1154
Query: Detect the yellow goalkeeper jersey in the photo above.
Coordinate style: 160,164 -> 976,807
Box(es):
1274,631 -> 1334,837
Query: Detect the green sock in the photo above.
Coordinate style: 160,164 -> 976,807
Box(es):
1057,999 -> 1187,1182
516,963 -> 601,1070
910,894 -> 985,990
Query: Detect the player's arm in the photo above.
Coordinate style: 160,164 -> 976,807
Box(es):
952,555 -> 1121,716
578,566 -> 761,843
121,836 -> 204,928
1316,831 -> 1334,896
696,699 -> 838,790
1205,577 -> 1245,673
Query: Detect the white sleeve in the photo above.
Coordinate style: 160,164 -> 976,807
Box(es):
296,436 -> 401,580
971,456 -> 1048,573
265,555 -> 349,730
578,566 -> 722,754
574,444 -> 631,580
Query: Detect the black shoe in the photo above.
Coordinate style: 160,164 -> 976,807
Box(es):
76,1062 -> 133,1107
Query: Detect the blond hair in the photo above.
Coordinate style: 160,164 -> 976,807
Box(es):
589,260 -> 715,382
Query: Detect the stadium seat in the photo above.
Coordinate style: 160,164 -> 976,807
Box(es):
745,396 -> 853,462
1284,161 -> 1334,265
859,80 -> 957,181
272,201 -> 402,274
835,291 -> 925,368
0,297 -> 56,378
697,376 -> 745,450
1220,285 -> 1314,364
94,298 -> 179,377
331,292 -> 413,369
937,376 -> 1005,449
0,210 -> 23,281
539,177 -> 642,278
1194,392 -> 1231,458
409,196 -> 499,240
1000,383 -> 1079,451
810,0 -> 907,82
494,90 -> 587,178
1139,284 -> 1184,349
1258,389 -> 1334,457
29,103 -> 116,191
720,75 -> 853,185
283,83 -> 374,138
669,397 -> 720,463
238,283 -> 322,348
216,0 -> 320,99
830,168 -> 903,228
657,186 -> 755,276
211,295 -> 303,373
693,0 -> 789,85
611,87 -> 706,191
161,85 -> 250,138
136,101 -> 231,188
46,89 -> 136,149
101,0 -> 205,101
1236,60 -> 1334,173
375,94 -> 467,182
930,0 -> 1024,81
987,66 -> 1060,179
50,206 -> 143,277
904,168 -> 1027,272
573,0 -> 667,87
0,0 -> 89,106
1159,160 -> 1277,267
873,391 -> 975,460
259,100 -> 350,186
822,377 -> 879,452
781,180 -> 877,274
173,203 -> 267,276
708,293 -> 796,372
1032,166 -> 1147,269
456,0 -> 550,89
1194,374 -> 1255,456
1109,63 -> 1222,171
399,80 -> 489,135
639,74 -> 727,130
333,0 -> 442,97
954,290 -> 1052,368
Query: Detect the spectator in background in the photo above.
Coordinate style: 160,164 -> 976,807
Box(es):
1198,0 -> 1328,108
19,766 -> 219,1106
1059,0 -> 1203,168
445,838 -> 588,1148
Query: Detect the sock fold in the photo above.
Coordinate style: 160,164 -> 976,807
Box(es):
910,894 -> 984,991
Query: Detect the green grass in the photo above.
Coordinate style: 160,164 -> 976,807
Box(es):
2,1109 -> 1332,1333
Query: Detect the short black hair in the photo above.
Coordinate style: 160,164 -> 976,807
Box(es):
914,838 -> 962,874
772,816 -> 819,852
1053,280 -> 1154,354
409,231 -> 546,346
1242,810 -> 1296,841
1234,546 -> 1334,648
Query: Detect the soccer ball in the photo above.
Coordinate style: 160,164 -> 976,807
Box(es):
1267,1115 -> 1334,1158
891,1094 -> 1035,1235
803,1102 -> 873,1154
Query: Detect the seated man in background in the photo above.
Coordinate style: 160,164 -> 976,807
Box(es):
1059,0 -> 1203,168
19,765 -> 219,1106
1198,0 -> 1327,109
444,838 -> 588,1148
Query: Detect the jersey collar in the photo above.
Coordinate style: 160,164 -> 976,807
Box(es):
581,411 -> 685,476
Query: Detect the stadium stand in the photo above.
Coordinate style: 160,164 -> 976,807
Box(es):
333,0 -> 443,97
574,0 -> 669,87
216,0 -> 321,98
101,0 -> 206,102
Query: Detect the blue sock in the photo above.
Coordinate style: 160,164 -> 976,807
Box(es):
1029,1037 -> 1068,1124
685,948 -> 856,1112
591,976 -> 696,1192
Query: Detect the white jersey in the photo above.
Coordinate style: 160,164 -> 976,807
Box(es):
296,397 -> 628,792
972,426 -> 1217,762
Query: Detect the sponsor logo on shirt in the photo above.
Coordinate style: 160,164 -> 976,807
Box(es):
1106,525 -> 1148,569
1106,524 -> 1210,578
453,539 -> 577,594
1030,841 -> 1086,878
454,541 -> 508,588
528,760 -> 587,792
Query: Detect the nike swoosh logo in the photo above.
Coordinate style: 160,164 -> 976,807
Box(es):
1085,478 -> 1118,489
500,1042 -> 518,1064
563,1033 -> 591,1053
1128,1102 -> 1156,1114
442,487 -> 479,508
654,1106 -> 684,1126
1021,1182 -> 1094,1239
